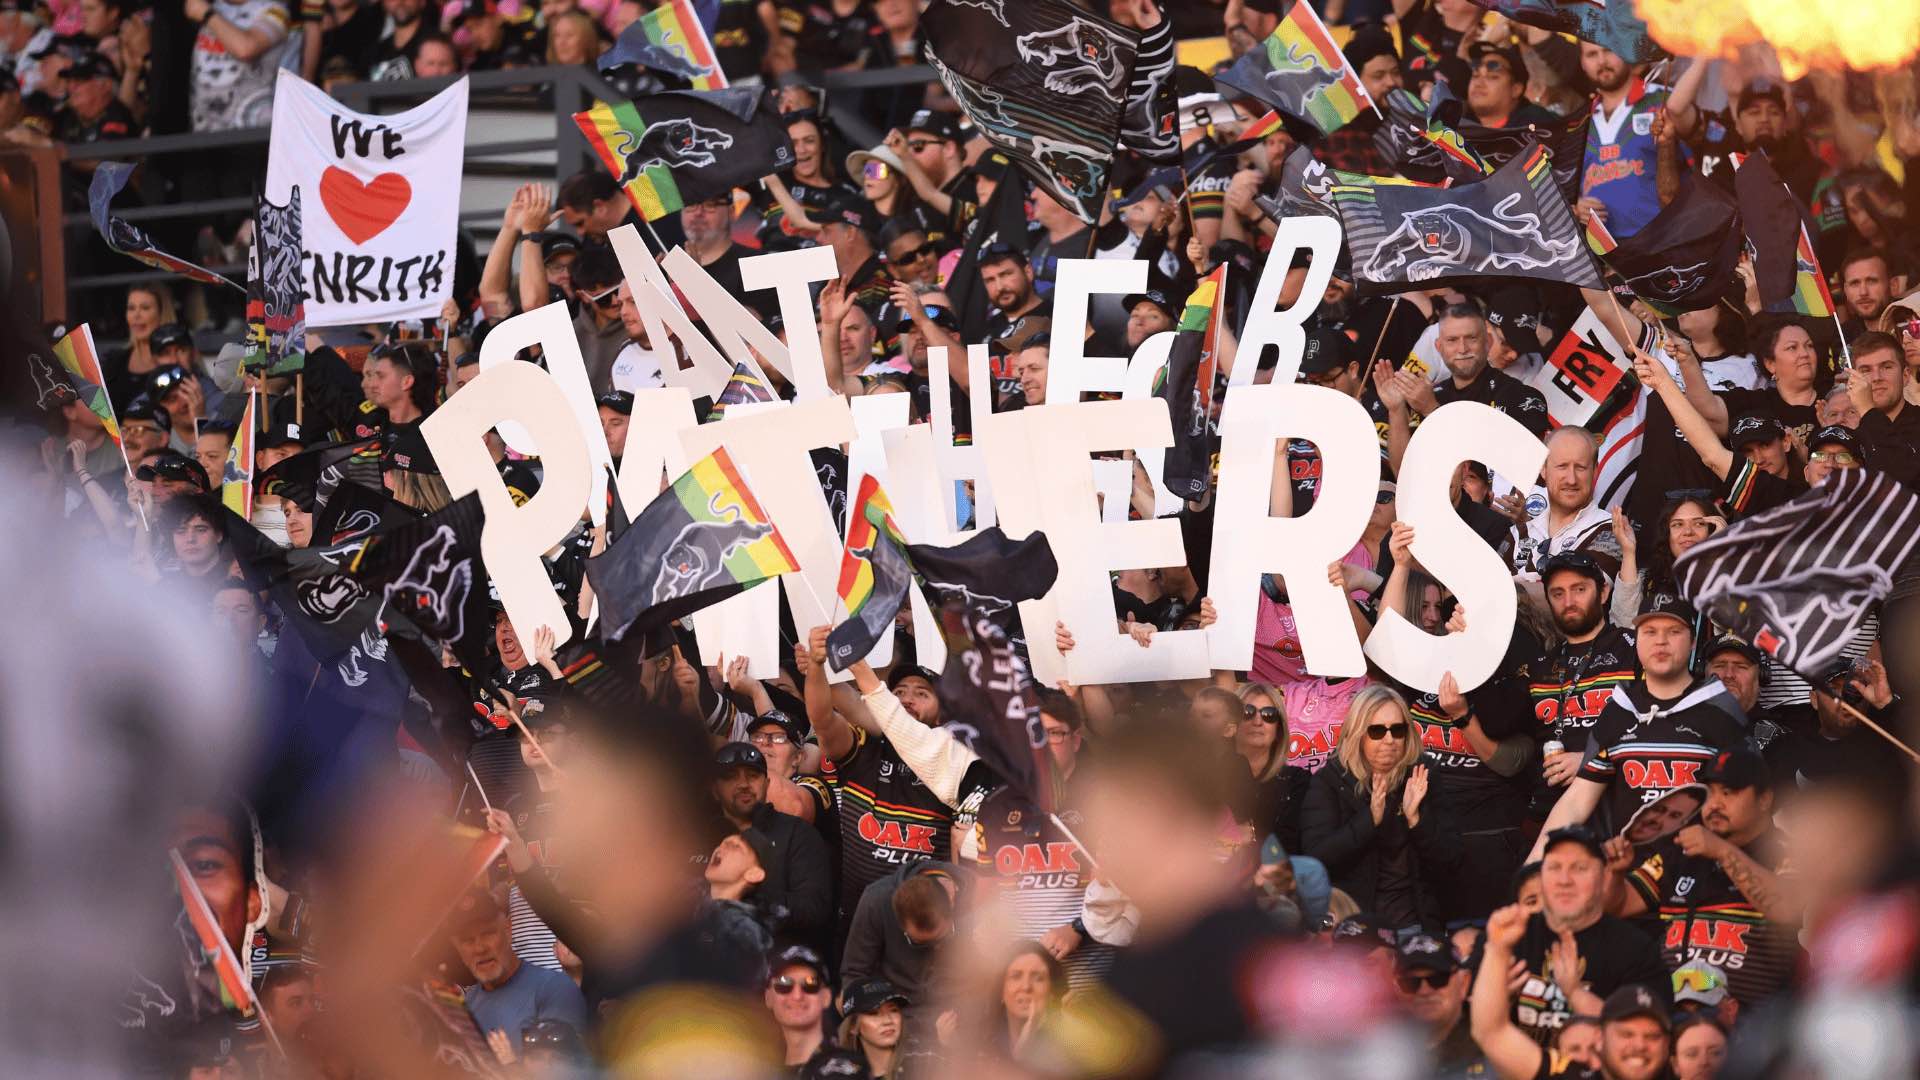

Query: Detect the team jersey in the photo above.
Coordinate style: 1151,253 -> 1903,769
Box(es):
1583,80 -> 1667,239
1512,912 -> 1670,1045
1627,830 -> 1800,1007
956,788 -> 1115,989
1529,628 -> 1639,745
1281,676 -> 1370,773
1407,690 -> 1532,828
1578,680 -> 1750,835
823,725 -> 955,938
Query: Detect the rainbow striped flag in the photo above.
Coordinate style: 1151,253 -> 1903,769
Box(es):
826,474 -> 914,671
222,391 -> 256,516
169,848 -> 256,1016
583,446 -> 800,640
604,0 -> 726,91
1241,110 -> 1284,142
1777,222 -> 1835,318
1585,212 -> 1619,257
705,360 -> 775,421
573,89 -> 792,221
1219,0 -> 1377,136
1420,119 -> 1492,179
48,324 -> 123,451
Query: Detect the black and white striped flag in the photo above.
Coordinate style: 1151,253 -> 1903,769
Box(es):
1675,469 -> 1920,681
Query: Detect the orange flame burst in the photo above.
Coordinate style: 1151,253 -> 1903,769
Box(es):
1638,0 -> 1920,79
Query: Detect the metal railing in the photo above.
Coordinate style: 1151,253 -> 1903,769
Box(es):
44,60 -> 938,319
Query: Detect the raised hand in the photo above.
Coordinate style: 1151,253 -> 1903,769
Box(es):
1602,834 -> 1636,874
1610,507 -> 1637,561
1445,604 -> 1467,635
1402,764 -> 1429,827
1195,597 -> 1218,629
1437,671 -> 1467,721
1485,903 -> 1527,949
808,624 -> 831,666
1849,658 -> 1894,709
725,653 -> 757,696
1388,520 -> 1415,563
1372,359 -> 1406,410
819,279 -> 852,327
514,182 -> 554,234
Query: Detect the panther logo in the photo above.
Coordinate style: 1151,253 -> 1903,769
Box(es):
945,0 -> 1008,26
28,354 -> 68,409
1691,565 -> 1885,675
1621,258 -> 1712,305
933,58 -> 1014,131
610,118 -> 734,185
1016,18 -> 1129,96
652,499 -> 775,604
1267,37 -> 1337,79
1030,134 -> 1104,203
297,572 -> 368,623
383,524 -> 475,645
1362,193 -> 1578,282
255,187 -> 306,358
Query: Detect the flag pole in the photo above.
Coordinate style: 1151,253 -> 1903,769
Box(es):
1831,311 -> 1853,369
1047,812 -> 1103,876
1368,297 -> 1401,364
1838,700 -> 1920,764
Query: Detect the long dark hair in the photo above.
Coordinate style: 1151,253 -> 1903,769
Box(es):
988,941 -> 1067,1059
1646,495 -> 1717,587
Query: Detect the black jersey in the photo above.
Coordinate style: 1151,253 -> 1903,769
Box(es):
1627,829 -> 1800,1007
822,725 -> 954,938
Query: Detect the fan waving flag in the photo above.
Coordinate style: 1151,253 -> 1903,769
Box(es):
89,162 -> 241,290
575,89 -> 794,221
1157,264 -> 1228,501
1119,6 -> 1178,162
1466,0 -> 1662,64
1373,87 -> 1491,185
923,0 -> 1139,223
258,436 -> 385,511
1334,141 -> 1603,295
1676,470 -> 1920,682
600,0 -> 726,89
1597,176 -> 1744,315
585,448 -> 799,640
1767,222 -> 1836,318
353,493 -> 494,674
1216,0 -> 1376,137
44,325 -> 128,463
705,360 -> 775,421
245,187 -> 307,376
905,527 -> 1059,631
222,392 -> 257,516
826,476 -> 915,672
935,601 -> 1053,814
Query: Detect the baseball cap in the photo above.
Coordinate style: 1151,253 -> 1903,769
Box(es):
906,108 -> 961,142
740,825 -> 778,870
1702,632 -> 1761,665
1542,825 -> 1606,862
146,364 -> 192,397
595,389 -> 634,415
64,50 -> 117,82
1113,167 -> 1182,210
1539,550 -> 1607,589
842,978 -> 911,1015
122,394 -> 172,432
886,664 -> 940,693
1330,912 -> 1394,949
1699,746 -> 1771,792
1299,326 -> 1353,377
1735,80 -> 1788,115
1482,282 -> 1541,336
260,420 -> 309,450
714,741 -> 768,774
771,943 -> 829,984
135,450 -> 210,488
449,887 -> 503,930
150,322 -> 194,353
1728,412 -> 1787,449
820,193 -> 880,237
1394,933 -> 1457,976
1670,960 -> 1729,1008
1809,424 -> 1867,464
978,240 -> 1028,268
1466,39 -> 1526,78
963,150 -> 1015,187
382,424 -> 438,474
533,231 -> 580,263
748,710 -> 807,746
1121,289 -> 1177,322
1633,593 -> 1698,632
1601,983 -> 1673,1029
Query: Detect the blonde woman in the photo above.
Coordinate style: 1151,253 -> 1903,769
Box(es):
1234,681 -> 1310,852
1300,685 -> 1461,932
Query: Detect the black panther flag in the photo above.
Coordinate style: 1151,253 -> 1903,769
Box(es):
575,88 -> 795,221
1119,6 -> 1178,162
1371,85 -> 1492,186
1733,151 -> 1804,308
936,601 -> 1053,814
353,493 -> 495,674
906,527 -> 1059,631
1441,109 -> 1590,209
1157,265 -> 1227,501
1333,141 -> 1603,296
1599,176 -> 1744,315
1676,469 -> 1920,683
258,437 -> 384,511
226,508 -> 385,661
923,0 -> 1138,223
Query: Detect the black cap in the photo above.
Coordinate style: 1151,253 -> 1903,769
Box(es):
748,710 -> 807,745
1482,282 -> 1540,335
146,364 -> 192,398
1299,326 -> 1353,376
135,450 -> 210,488
382,424 -> 438,474
1542,825 -> 1606,862
799,1047 -> 872,1079
1809,424 -> 1868,464
1728,413 -> 1787,449
260,420 -> 310,449
1735,80 -> 1788,115
535,231 -> 580,263
1342,25 -> 1399,74
740,825 -> 778,869
1634,593 -> 1698,631
1600,983 -> 1672,1031
979,240 -> 1027,267
1330,912 -> 1394,949
122,394 -> 173,432
595,389 -> 634,415
1113,167 -> 1182,209
842,978 -> 911,1015
886,664 -> 940,692
1466,39 -> 1526,79
1702,632 -> 1761,665
518,1018 -> 586,1056
449,887 -> 503,929
1539,550 -> 1607,589
820,193 -> 881,237
1395,933 -> 1458,975
906,108 -> 961,142
1699,746 -> 1771,792
1121,289 -> 1177,321
715,741 -> 767,774
150,322 -> 194,353
771,943 -> 829,983
963,150 -> 1015,187
64,50 -> 117,82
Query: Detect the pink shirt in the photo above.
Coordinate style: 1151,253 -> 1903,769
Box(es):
1282,676 -> 1370,774
1250,540 -> 1374,687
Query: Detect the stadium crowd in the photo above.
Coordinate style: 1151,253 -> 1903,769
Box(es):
12,0 -> 1920,1076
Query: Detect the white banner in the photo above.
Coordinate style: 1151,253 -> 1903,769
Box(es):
265,70 -> 468,326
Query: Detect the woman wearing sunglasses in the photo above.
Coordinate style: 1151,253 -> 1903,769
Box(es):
1234,682 -> 1310,854
848,147 -> 942,256
1301,686 -> 1463,934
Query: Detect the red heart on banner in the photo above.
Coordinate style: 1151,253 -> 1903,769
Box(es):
319,166 -> 412,245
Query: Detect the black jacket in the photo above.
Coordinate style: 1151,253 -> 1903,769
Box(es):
747,801 -> 834,947
1300,762 -> 1463,930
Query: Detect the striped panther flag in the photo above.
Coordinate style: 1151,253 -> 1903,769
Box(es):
1331,141 -> 1603,296
923,0 -> 1139,223
1676,469 -> 1920,682
574,89 -> 793,220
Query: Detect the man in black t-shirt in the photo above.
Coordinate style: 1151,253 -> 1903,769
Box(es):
1691,80 -> 1822,205
1605,747 -> 1800,1010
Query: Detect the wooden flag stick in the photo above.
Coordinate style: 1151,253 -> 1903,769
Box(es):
1837,699 -> 1920,764
1368,297 -> 1401,364
295,371 -> 304,426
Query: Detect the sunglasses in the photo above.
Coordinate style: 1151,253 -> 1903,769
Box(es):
1396,972 -> 1450,993
906,138 -> 942,153
1472,59 -> 1511,75
715,747 -> 762,768
1375,489 -> 1396,505
863,160 -> 893,181
891,242 -> 935,263
586,286 -> 620,308
1809,450 -> 1859,466
1242,704 -> 1281,724
771,975 -> 823,994
750,731 -> 791,746
1365,722 -> 1410,741
1672,967 -> 1724,995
